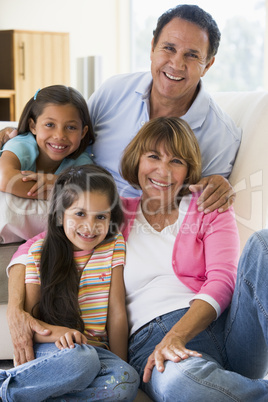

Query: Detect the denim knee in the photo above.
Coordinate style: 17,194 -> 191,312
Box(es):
70,344 -> 101,386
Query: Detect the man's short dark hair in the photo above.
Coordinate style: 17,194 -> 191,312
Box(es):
153,4 -> 221,60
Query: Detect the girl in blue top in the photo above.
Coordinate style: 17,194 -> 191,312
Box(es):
0,85 -> 94,199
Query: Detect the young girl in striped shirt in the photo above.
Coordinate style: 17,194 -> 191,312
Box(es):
0,164 -> 139,401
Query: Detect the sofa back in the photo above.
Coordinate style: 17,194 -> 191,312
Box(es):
213,91 -> 268,251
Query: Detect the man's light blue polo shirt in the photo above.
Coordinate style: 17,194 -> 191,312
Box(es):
88,72 -> 241,197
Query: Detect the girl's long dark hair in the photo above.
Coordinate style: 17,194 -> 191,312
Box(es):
37,164 -> 124,331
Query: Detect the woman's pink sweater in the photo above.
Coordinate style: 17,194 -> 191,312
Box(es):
12,194 -> 240,314
121,195 -> 240,314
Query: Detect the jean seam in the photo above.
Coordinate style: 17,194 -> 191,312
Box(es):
177,364 -> 242,402
204,325 -> 226,365
244,278 -> 268,318
255,231 -> 268,254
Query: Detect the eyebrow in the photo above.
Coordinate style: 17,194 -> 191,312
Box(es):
69,206 -> 111,214
42,117 -> 79,123
161,41 -> 200,55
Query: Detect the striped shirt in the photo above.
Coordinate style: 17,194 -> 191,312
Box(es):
25,233 -> 125,348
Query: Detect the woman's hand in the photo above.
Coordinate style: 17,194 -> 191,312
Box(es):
21,171 -> 56,198
55,330 -> 87,350
143,300 -> 216,383
143,330 -> 202,383
189,175 -> 235,213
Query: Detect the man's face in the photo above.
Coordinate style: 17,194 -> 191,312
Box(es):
150,17 -> 215,107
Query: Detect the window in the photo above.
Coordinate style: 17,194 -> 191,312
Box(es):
130,0 -> 265,91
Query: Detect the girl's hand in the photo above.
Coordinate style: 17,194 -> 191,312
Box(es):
55,330 -> 87,350
21,171 -> 56,198
143,330 -> 202,383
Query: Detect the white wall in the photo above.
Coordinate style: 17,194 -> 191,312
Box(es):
0,0 -> 131,91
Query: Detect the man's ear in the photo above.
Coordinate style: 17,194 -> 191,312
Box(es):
150,38 -> 155,61
29,118 -> 37,135
201,56 -> 215,77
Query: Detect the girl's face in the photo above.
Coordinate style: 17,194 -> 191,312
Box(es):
29,103 -> 88,166
63,190 -> 111,251
138,142 -> 188,208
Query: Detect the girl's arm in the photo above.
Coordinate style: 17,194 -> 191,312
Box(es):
0,151 -> 54,199
106,265 -> 128,361
24,283 -> 87,347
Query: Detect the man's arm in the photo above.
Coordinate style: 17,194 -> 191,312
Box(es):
7,264 -> 50,366
0,128 -> 18,148
189,175 -> 236,213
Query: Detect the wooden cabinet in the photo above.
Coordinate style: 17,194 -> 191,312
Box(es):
0,30 -> 70,121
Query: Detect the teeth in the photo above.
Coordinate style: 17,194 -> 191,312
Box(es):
50,144 -> 66,150
78,232 -> 94,239
165,72 -> 183,81
151,179 -> 170,187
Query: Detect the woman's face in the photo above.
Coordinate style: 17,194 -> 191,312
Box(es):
63,190 -> 111,251
138,143 -> 188,208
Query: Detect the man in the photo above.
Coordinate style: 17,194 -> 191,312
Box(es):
5,4 -> 241,368
88,4 -> 241,210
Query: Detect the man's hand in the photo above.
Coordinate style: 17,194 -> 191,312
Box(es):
0,127 -> 18,148
7,307 -> 51,366
189,175 -> 235,214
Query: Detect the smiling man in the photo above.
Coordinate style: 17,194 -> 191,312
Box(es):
89,4 -> 241,211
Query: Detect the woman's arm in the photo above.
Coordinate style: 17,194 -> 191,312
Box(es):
143,299 -> 215,383
107,265 -> 128,361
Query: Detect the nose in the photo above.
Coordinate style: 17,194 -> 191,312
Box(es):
53,127 -> 66,140
172,50 -> 185,70
157,160 -> 171,177
81,218 -> 94,233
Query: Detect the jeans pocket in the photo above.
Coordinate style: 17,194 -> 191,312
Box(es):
128,323 -> 153,360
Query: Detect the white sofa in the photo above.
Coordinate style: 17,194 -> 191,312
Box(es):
0,91 -> 268,401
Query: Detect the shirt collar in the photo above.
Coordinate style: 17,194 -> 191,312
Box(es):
181,80 -> 211,129
135,72 -> 152,100
134,74 -> 210,129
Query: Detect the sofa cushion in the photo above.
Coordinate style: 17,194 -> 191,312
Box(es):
213,91 -> 268,250
0,192 -> 48,244
0,242 -> 22,303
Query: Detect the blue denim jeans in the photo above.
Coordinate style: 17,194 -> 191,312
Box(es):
0,343 -> 139,401
128,230 -> 268,401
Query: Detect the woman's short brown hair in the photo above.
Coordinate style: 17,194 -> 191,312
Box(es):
120,117 -> 202,196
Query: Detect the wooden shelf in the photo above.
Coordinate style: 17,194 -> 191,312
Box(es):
0,30 -> 70,120
0,89 -> 15,121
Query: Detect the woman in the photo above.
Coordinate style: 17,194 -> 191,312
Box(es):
6,117 -> 268,401
120,117 -> 268,401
